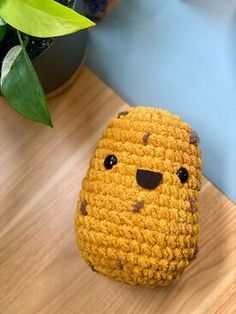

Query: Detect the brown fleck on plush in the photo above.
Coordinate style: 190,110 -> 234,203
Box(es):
117,260 -> 123,270
117,111 -> 129,118
80,200 -> 88,216
189,197 -> 198,213
190,130 -> 200,145
142,132 -> 150,145
133,200 -> 144,212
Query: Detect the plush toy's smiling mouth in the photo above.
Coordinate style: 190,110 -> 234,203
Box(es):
136,169 -> 163,190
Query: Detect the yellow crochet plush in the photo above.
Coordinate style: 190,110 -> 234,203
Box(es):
75,107 -> 202,287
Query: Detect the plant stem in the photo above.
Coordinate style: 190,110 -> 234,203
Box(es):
16,30 -> 24,47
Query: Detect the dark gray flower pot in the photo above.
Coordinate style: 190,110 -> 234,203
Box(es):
32,0 -> 87,93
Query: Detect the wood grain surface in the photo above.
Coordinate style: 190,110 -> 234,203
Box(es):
0,67 -> 235,314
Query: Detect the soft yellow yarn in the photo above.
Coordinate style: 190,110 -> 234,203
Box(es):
75,107 -> 202,287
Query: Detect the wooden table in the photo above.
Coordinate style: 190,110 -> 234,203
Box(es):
0,67 -> 235,314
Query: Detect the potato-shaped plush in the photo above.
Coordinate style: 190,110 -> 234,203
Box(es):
75,107 -> 202,287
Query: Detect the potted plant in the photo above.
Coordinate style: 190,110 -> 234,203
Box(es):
0,0 -> 94,127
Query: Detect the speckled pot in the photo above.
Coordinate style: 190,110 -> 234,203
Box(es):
32,0 -> 87,93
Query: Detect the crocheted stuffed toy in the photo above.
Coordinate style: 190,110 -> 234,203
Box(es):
75,107 -> 202,287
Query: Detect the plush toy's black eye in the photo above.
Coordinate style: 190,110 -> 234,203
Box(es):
176,167 -> 189,183
104,155 -> 118,170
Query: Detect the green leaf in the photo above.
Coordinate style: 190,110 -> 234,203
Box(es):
0,17 -> 6,41
0,17 -> 6,25
1,44 -> 53,127
0,0 -> 95,38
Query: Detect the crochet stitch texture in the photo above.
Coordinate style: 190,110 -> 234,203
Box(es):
75,107 -> 202,286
